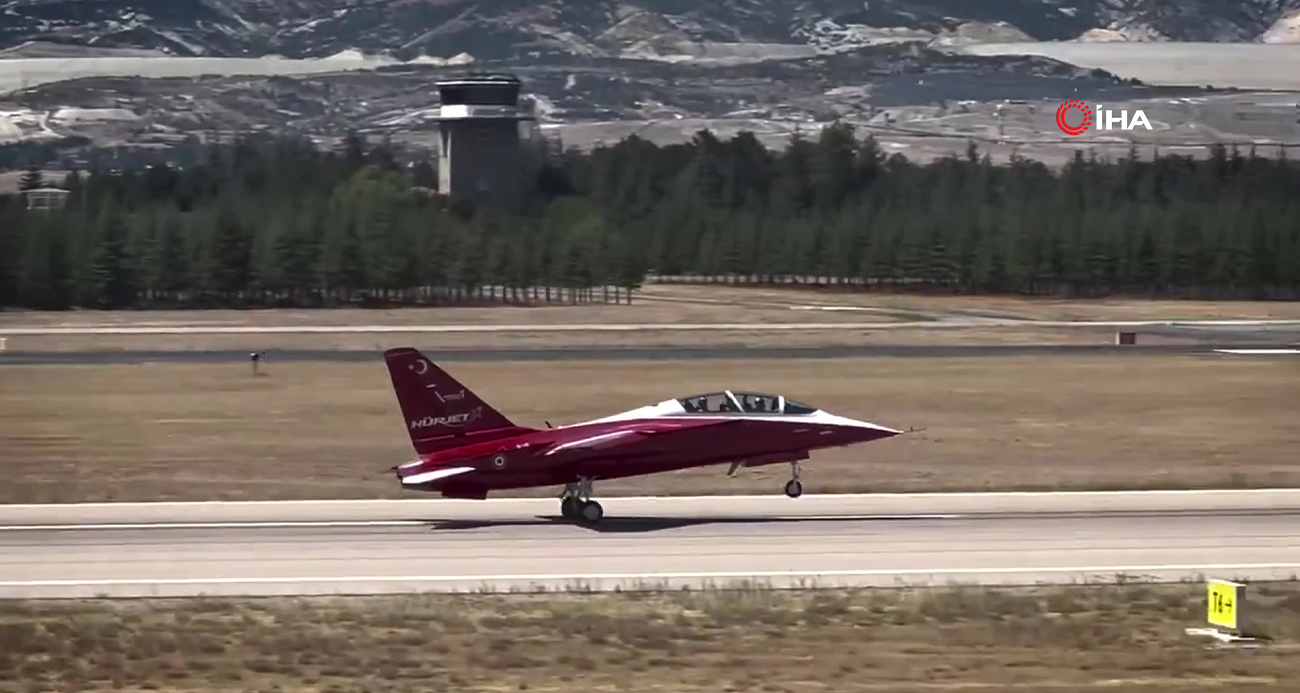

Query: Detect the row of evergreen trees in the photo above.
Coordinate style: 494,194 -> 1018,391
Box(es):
1,126 -> 1297,310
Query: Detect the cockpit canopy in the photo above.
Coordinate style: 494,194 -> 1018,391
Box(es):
676,391 -> 818,416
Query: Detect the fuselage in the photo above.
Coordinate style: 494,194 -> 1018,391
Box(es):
394,390 -> 900,498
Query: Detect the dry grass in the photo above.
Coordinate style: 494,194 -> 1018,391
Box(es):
883,295 -> 1300,321
1,582 -> 1299,693
5,284 -> 1299,331
5,284 -> 1293,352
0,295 -> 898,330
647,284 -> 1300,321
1,356 -> 1297,503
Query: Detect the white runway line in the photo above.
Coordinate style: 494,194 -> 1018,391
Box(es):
1214,348 -> 1300,354
4,563 -> 1300,589
0,514 -> 965,531
7,487 -> 1298,510
5,319 -> 1300,335
0,520 -> 430,531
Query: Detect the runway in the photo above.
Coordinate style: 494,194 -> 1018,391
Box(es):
2,343 -> 1296,364
6,319 -> 1300,334
2,490 -> 1299,598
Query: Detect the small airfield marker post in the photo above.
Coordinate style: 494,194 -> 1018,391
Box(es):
1185,578 -> 1262,645
0,336 -> 6,352
250,351 -> 261,376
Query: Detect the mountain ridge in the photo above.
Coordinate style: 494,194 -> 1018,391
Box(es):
2,0 -> 1299,61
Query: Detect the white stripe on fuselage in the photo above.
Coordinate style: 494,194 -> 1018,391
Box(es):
543,430 -> 646,456
400,466 -> 476,485
569,400 -> 901,435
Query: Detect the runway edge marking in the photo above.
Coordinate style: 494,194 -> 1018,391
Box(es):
5,488 -> 1300,509
0,515 -> 967,530
0,520 -> 432,531
4,563 -> 1300,588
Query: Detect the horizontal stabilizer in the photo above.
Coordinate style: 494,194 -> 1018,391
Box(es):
400,466 -> 476,486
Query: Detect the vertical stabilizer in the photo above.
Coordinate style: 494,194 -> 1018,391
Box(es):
383,347 -> 529,454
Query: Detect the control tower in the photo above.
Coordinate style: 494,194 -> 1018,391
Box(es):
432,73 -> 533,210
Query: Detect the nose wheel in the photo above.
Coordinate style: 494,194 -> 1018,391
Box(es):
783,462 -> 803,498
559,478 -> 603,523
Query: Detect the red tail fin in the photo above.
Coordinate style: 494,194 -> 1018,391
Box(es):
383,347 -> 532,454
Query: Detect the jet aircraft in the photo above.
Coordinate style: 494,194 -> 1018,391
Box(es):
385,347 -> 903,522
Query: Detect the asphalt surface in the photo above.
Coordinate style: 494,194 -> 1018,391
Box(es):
2,491 -> 1298,598
8,319 -> 1300,334
1,344 -> 1296,364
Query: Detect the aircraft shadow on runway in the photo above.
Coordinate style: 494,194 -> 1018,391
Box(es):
419,514 -> 936,533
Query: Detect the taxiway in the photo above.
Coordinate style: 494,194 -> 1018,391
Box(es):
5,319 -> 1300,335
2,491 -> 1298,598
2,343 -> 1292,364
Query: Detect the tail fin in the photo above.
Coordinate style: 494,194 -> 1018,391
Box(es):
383,347 -> 532,454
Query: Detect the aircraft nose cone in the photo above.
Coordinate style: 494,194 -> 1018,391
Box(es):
821,413 -> 904,436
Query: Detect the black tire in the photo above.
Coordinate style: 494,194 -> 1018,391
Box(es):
580,500 -> 604,523
560,497 -> 580,519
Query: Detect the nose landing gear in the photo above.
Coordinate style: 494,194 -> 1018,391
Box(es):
783,462 -> 803,498
559,478 -> 603,523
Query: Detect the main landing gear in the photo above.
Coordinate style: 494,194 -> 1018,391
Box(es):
559,478 -> 603,523
783,461 -> 803,499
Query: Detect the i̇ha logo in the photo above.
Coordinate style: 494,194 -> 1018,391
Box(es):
1056,100 -> 1151,136
1056,100 -> 1093,136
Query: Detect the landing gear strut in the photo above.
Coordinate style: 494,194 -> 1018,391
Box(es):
559,478 -> 603,523
783,462 -> 803,499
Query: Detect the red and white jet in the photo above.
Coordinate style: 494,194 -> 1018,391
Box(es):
385,347 -> 904,523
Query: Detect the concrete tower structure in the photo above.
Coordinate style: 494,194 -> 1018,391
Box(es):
433,73 -> 533,210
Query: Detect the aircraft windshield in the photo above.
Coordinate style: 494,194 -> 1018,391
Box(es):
782,398 -> 817,415
678,392 -> 739,413
730,392 -> 781,413
675,392 -> 817,415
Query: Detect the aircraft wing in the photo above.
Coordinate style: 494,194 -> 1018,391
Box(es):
541,429 -> 652,456
540,420 -> 741,458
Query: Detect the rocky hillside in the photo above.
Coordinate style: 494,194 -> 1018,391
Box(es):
2,0 -> 1299,60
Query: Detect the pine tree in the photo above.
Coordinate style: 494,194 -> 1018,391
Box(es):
18,165 -> 43,192
210,202 -> 252,302
3,130 -> 1299,310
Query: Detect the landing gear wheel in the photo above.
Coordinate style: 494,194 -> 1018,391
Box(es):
560,496 -> 580,519
784,479 -> 803,499
580,500 -> 604,523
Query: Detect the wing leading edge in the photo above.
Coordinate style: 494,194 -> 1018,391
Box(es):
539,419 -> 741,458
542,429 -> 651,456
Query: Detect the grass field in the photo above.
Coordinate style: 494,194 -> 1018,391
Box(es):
644,285 -> 1300,321
0,296 -> 899,328
1,355 -> 1297,503
5,285 -> 1296,352
7,285 -> 1300,328
2,582 -> 1298,692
